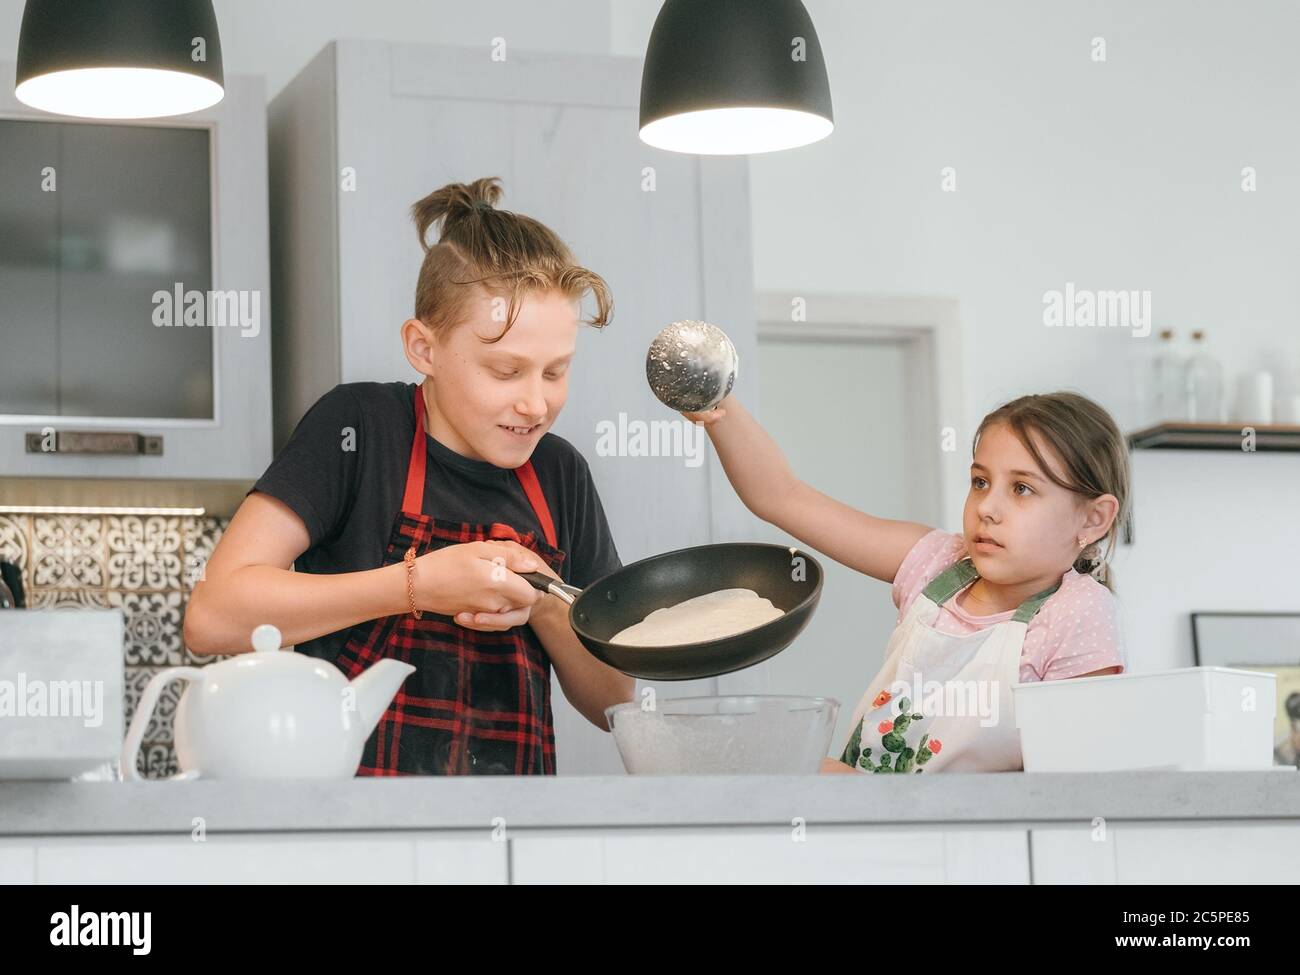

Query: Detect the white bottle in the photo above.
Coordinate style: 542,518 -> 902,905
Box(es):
1184,330 -> 1223,423
1233,371 -> 1274,425
1146,329 -> 1187,423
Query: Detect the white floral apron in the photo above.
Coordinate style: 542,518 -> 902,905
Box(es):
838,558 -> 1059,773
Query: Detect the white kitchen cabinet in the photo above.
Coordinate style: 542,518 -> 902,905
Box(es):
1029,826 -> 1119,884
1031,823 -> 1300,884
509,827 -> 1031,884
0,827 -> 1027,884
5,822 -> 1298,883
2,833 -> 507,885
0,67 -> 273,501
268,41 -> 763,772
0,843 -> 36,884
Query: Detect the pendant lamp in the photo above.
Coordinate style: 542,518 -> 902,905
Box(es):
15,0 -> 224,119
639,0 -> 833,155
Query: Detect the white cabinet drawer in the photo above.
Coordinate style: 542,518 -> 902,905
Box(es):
511,827 -> 1029,884
1032,823 -> 1300,884
0,833 -> 507,884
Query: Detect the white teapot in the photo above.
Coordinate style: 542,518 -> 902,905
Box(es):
121,624 -> 415,780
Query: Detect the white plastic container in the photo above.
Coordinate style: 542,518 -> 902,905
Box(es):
1013,667 -> 1278,772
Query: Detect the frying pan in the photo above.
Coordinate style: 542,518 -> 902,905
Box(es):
519,542 -> 823,680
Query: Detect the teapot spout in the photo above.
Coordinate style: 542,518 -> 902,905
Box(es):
347,658 -> 417,735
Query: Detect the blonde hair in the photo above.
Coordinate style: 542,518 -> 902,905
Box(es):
973,391 -> 1131,592
410,176 -> 612,342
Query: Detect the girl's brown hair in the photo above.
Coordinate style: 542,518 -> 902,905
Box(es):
973,391 -> 1131,591
409,176 -> 612,342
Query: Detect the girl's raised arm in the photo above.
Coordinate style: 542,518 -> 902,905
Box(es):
689,394 -> 933,584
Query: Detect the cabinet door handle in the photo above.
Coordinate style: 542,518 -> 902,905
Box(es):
25,430 -> 164,455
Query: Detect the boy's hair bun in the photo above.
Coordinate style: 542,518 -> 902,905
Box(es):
407,176 -> 612,341
411,176 -> 505,250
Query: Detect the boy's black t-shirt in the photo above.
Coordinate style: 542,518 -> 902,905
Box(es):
250,381 -> 622,662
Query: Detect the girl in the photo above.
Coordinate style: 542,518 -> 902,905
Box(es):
184,177 -> 634,775
686,390 -> 1130,773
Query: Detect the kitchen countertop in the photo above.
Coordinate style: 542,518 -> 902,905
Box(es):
1,771 -> 1297,836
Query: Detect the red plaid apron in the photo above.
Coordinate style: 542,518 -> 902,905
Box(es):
335,386 -> 565,775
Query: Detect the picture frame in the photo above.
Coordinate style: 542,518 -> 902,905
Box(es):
1192,612 -> 1300,768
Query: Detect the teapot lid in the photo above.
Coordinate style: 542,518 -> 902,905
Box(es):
251,623 -> 283,654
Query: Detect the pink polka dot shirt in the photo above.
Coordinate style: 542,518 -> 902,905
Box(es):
891,529 -> 1127,682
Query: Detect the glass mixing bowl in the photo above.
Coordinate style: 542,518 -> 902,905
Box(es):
606,695 -> 839,774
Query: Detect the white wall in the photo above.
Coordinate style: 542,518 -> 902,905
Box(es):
756,335 -> 931,747
613,1 -> 1300,671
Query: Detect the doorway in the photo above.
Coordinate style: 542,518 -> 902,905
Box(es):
729,294 -> 961,751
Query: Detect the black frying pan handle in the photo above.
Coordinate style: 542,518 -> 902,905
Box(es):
518,571 -> 582,605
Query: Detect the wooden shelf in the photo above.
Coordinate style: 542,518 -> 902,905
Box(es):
1128,422 -> 1300,451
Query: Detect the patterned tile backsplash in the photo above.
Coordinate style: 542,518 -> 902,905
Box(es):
0,513 -> 228,779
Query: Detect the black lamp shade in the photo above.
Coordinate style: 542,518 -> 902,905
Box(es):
639,0 -> 833,155
15,0 -> 224,118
